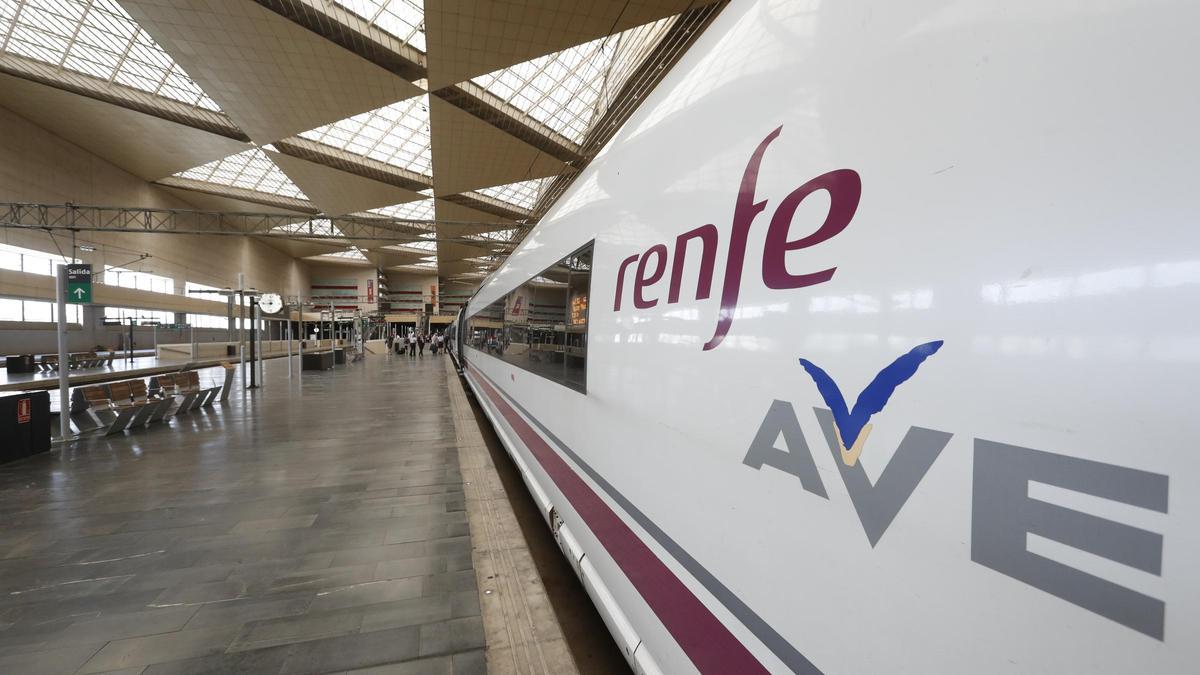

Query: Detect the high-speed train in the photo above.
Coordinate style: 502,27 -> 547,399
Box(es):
446,0 -> 1199,672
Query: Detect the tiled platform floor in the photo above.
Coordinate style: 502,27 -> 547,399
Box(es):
0,351 -> 484,674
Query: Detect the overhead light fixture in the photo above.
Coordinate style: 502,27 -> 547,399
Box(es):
79,245 -> 96,252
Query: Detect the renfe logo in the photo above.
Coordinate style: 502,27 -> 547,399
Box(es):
612,126 -> 862,350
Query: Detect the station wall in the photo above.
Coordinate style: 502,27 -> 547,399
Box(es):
0,105 -> 313,354
0,105 -> 311,298
306,263 -> 381,314
383,271 -> 439,314
438,279 -> 478,317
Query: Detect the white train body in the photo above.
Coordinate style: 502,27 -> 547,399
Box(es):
454,0 -> 1200,672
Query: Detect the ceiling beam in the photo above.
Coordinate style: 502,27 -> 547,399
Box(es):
250,0 -> 427,82
0,53 -> 248,142
0,202 -> 524,245
440,193 -> 537,223
153,179 -> 321,215
432,83 -> 583,165
271,138 -> 433,193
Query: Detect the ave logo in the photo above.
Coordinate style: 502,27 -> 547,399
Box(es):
744,342 -> 951,547
745,343 -> 1171,640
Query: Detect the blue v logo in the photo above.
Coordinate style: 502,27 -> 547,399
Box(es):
798,341 -> 944,466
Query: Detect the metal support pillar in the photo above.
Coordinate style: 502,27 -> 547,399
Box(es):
248,296 -> 258,389
256,305 -> 264,387
55,265 -> 70,440
237,272 -> 245,386
287,315 -> 293,377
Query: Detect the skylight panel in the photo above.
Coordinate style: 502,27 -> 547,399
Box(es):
367,198 -> 434,221
332,0 -> 425,51
317,248 -> 369,260
361,200 -> 437,253
474,177 -> 551,211
470,33 -> 612,142
176,149 -> 308,200
298,95 -> 431,175
469,17 -> 674,143
0,0 -> 221,111
384,239 -> 436,253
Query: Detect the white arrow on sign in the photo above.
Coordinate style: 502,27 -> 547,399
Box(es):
72,288 -> 86,298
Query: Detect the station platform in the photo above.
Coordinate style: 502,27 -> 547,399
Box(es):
0,352 -> 605,674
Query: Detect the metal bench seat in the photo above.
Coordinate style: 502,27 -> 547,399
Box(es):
63,368 -> 225,437
103,381 -> 154,435
151,371 -> 220,414
154,373 -> 192,411
128,379 -> 174,425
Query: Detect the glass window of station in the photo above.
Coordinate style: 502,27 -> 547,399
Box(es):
0,298 -> 82,323
467,242 -> 592,393
104,266 -> 174,294
0,243 -> 77,275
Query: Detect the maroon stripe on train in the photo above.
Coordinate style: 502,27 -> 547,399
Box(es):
471,371 -> 769,675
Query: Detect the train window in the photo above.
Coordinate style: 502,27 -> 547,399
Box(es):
466,241 -> 592,393
467,296 -> 504,352
561,245 -> 591,389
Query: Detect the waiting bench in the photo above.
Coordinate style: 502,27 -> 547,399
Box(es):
70,382 -> 158,436
69,369 -> 222,436
149,371 -> 221,410
39,351 -> 114,372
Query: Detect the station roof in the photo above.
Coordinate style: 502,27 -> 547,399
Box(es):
0,0 -> 722,279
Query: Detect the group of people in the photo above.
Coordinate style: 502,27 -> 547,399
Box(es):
389,331 -> 446,358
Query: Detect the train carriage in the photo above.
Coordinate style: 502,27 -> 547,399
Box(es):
454,0 -> 1200,672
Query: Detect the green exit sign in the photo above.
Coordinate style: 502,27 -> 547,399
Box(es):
66,263 -> 92,304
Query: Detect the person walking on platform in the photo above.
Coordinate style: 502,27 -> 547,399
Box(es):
418,333 -> 426,356
408,333 -> 417,358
